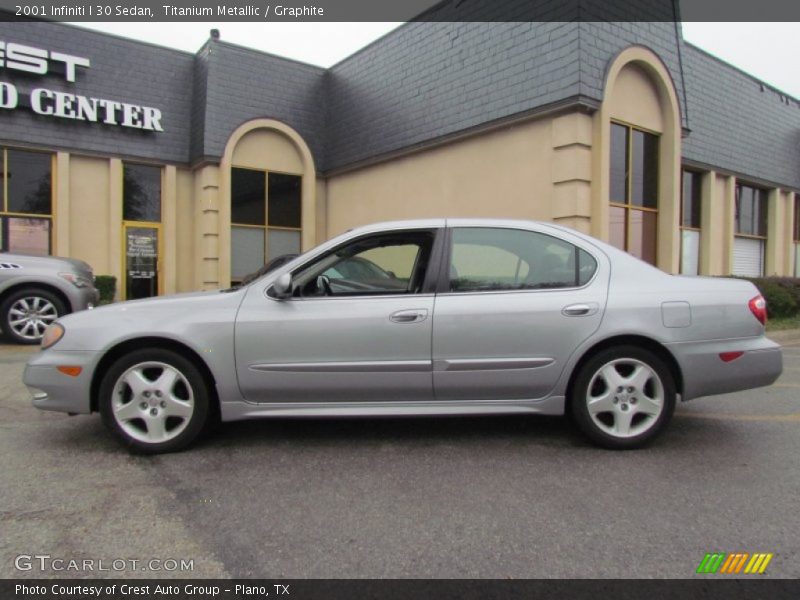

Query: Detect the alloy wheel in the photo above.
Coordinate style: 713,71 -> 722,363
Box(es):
585,358 -> 665,439
8,296 -> 58,341
111,361 -> 195,444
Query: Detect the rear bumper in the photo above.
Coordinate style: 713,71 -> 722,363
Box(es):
23,350 -> 97,414
668,336 -> 782,401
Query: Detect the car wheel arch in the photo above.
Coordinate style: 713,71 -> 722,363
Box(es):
0,282 -> 72,315
564,334 -> 684,412
90,337 -> 219,418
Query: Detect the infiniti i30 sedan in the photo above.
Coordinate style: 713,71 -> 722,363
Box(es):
24,219 -> 782,453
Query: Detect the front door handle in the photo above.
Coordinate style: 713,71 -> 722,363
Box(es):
562,303 -> 599,317
390,309 -> 428,324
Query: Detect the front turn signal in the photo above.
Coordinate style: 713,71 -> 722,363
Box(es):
56,366 -> 82,377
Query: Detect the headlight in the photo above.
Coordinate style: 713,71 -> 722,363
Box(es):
59,272 -> 91,288
41,323 -> 65,350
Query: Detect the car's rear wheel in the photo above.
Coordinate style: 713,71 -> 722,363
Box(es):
570,345 -> 676,449
99,348 -> 210,454
1,287 -> 66,344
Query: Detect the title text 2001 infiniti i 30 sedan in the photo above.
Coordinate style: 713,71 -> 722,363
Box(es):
24,219 -> 782,453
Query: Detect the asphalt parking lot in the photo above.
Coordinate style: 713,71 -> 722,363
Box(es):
1,338 -> 799,579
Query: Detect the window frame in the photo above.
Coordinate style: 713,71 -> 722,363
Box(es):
436,226 -> 600,296
231,166 -> 303,283
273,227 -> 446,301
734,182 -> 768,241
608,121 -> 660,265
0,147 -> 54,255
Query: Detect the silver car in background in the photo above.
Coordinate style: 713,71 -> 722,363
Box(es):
0,253 -> 98,344
23,219 -> 782,453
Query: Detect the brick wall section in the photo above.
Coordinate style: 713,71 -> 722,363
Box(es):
681,43 -> 800,190
324,21 -> 581,172
0,21 -> 194,163
199,41 -> 327,168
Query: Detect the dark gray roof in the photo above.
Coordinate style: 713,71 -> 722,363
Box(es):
324,22 -> 582,171
198,41 -> 327,165
681,43 -> 800,190
0,20 -> 797,191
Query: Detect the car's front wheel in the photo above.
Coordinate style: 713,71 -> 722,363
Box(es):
570,345 -> 676,449
99,348 -> 210,454
1,287 -> 66,344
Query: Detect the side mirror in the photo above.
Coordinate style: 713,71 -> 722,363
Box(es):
271,272 -> 293,299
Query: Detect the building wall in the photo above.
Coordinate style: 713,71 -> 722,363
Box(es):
325,116 -> 556,238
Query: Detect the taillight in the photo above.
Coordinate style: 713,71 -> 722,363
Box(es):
748,295 -> 767,326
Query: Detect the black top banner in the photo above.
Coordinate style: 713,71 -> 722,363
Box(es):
0,0 -> 799,22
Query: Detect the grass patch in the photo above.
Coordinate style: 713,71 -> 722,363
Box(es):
766,316 -> 800,332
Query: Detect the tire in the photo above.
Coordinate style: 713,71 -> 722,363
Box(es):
99,348 -> 211,454
1,287 -> 67,345
570,345 -> 676,449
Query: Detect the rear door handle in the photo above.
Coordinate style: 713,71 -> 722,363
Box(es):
562,303 -> 599,317
390,309 -> 428,324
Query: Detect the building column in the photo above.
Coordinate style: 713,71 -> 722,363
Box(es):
162,165 -> 177,294
54,152 -> 70,257
721,175 -> 736,275
781,190 -> 794,276
765,188 -> 785,276
551,112 -> 593,234
699,170 -> 718,275
108,159 -> 123,299
193,165 -> 220,290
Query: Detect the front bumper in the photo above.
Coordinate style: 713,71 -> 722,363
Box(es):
669,336 -> 783,401
66,285 -> 100,312
23,350 -> 98,414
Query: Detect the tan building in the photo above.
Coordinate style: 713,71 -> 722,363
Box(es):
1,20 -> 798,301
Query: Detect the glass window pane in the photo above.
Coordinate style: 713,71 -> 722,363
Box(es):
125,226 -> 159,300
737,185 -> 754,235
450,227 -> 587,291
123,164 -> 161,222
629,210 -> 657,265
7,217 -> 51,255
0,151 -> 5,210
681,229 -> 700,276
294,231 -> 433,296
231,226 -> 265,280
232,168 -> 266,226
7,150 -> 51,215
756,189 -> 768,238
609,205 -> 626,251
577,249 -> 597,286
267,228 -> 301,259
682,170 -> 702,229
794,195 -> 800,242
631,130 -> 659,209
610,124 -> 628,203
268,173 -> 301,228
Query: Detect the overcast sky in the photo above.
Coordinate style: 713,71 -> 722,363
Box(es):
68,22 -> 800,98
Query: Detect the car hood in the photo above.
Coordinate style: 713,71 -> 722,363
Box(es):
1,252 -> 93,274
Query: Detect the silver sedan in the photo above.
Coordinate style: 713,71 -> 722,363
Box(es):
23,219 -> 782,453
